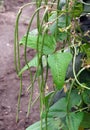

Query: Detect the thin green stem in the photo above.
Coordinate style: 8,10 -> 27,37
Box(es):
74,106 -> 89,113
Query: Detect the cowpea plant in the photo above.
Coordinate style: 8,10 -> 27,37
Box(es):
14,0 -> 90,130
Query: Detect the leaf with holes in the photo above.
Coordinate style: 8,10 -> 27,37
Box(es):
48,52 -> 72,89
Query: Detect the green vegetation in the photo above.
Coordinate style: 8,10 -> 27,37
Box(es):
14,0 -> 90,130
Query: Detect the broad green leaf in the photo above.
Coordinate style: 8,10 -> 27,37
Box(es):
49,22 -> 57,35
82,89 -> 90,105
26,118 -> 63,130
20,35 -> 37,48
18,55 -> 47,76
18,55 -> 38,76
57,32 -> 67,41
20,34 -> 56,55
29,28 -> 38,36
48,12 -> 57,34
49,14 -> 71,41
48,52 -> 72,89
69,90 -> 82,109
58,15 -> 71,28
49,11 -> 56,22
48,97 -> 67,118
80,112 -> 90,128
66,112 -> 84,130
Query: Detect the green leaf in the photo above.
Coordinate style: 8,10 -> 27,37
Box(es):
80,112 -> 90,128
69,90 -> 82,109
57,32 -> 67,41
57,15 -> 70,41
20,34 -> 56,55
49,14 -> 71,41
82,89 -> 90,105
48,97 -> 67,118
18,55 -> 38,76
48,12 -> 57,34
20,35 -> 37,48
66,112 -> 84,130
29,28 -> 38,36
26,118 -> 63,130
48,52 -> 72,89
18,55 -> 47,76
49,13 -> 71,31
58,15 -> 71,28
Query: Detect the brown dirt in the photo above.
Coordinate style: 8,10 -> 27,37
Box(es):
0,1 -> 43,130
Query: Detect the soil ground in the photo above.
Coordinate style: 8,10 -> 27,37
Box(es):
0,1 -> 45,130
